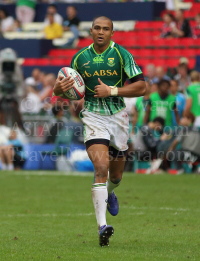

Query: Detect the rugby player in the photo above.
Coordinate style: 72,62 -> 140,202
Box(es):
53,16 -> 146,246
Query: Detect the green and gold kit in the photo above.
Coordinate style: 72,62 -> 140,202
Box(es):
71,41 -> 143,115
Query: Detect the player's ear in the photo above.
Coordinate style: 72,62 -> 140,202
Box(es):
111,30 -> 114,37
90,28 -> 92,35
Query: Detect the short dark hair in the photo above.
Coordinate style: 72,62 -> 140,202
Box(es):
153,117 -> 165,128
68,5 -> 77,11
49,4 -> 57,10
0,8 -> 9,17
92,16 -> 113,30
52,105 -> 62,116
158,79 -> 170,88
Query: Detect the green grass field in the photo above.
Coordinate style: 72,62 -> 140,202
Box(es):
0,171 -> 200,261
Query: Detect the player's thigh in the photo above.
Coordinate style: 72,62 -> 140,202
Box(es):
109,147 -> 126,180
80,109 -> 110,143
109,109 -> 129,152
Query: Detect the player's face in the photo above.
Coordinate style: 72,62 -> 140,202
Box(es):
91,19 -> 113,47
159,83 -> 169,97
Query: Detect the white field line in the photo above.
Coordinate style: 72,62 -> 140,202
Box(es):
1,206 -> 199,218
11,171 -> 93,177
121,206 -> 189,212
0,212 -> 146,218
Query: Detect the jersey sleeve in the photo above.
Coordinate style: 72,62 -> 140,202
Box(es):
121,47 -> 143,79
70,54 -> 78,71
185,88 -> 192,99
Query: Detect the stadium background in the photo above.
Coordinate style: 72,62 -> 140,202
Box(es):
0,1 -> 200,173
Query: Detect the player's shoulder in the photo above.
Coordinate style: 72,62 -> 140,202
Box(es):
73,46 -> 90,59
113,42 -> 131,56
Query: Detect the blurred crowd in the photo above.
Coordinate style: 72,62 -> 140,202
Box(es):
0,3 -> 80,46
161,10 -> 200,39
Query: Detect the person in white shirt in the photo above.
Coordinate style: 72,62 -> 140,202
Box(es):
44,4 -> 63,25
0,8 -> 14,32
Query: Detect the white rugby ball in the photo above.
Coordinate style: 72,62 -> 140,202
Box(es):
58,67 -> 85,100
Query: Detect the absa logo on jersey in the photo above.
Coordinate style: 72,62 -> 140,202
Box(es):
82,70 -> 118,78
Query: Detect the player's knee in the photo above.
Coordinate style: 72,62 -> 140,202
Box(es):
110,177 -> 121,184
94,164 -> 108,179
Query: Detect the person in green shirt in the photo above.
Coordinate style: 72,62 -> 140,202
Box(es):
53,16 -> 146,247
132,81 -> 151,132
144,79 -> 179,128
184,71 -> 200,127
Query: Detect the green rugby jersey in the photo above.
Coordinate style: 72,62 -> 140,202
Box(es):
135,96 -> 150,127
186,82 -> 200,117
149,92 -> 176,127
70,41 -> 143,115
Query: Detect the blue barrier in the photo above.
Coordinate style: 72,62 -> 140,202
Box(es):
0,2 -> 165,22
0,39 -> 53,58
23,143 -> 88,171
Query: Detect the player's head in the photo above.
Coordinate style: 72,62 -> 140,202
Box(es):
91,16 -> 114,47
170,79 -> 179,95
67,6 -> 77,19
152,117 -> 165,131
163,13 -> 174,24
52,105 -> 63,118
196,13 -> 200,24
190,70 -> 200,83
175,9 -> 184,21
47,4 -> 57,15
158,79 -> 170,98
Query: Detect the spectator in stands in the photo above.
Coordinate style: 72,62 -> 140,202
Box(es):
0,8 -> 14,33
192,13 -> 200,39
167,116 -> 200,174
170,79 -> 186,126
184,71 -> 200,127
21,73 -> 55,114
161,13 -> 176,38
45,105 -> 65,144
0,129 -> 26,170
152,66 -> 171,84
44,4 -> 63,25
145,64 -> 156,83
16,0 -> 36,24
44,11 -> 63,39
171,10 -> 191,38
174,63 -> 191,92
25,68 -> 43,92
62,6 -> 80,47
64,101 -> 84,145
132,81 -> 151,131
133,117 -> 165,162
144,79 -> 179,127
11,19 -> 22,32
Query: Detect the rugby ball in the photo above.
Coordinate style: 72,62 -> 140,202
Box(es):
58,67 -> 85,100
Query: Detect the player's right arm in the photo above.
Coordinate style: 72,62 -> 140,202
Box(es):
53,54 -> 78,96
53,76 -> 75,96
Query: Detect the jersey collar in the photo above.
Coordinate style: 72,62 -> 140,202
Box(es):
90,41 -> 115,55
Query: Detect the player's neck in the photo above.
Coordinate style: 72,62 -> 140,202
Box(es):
93,42 -> 110,54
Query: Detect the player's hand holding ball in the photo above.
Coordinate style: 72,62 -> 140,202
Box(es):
53,75 -> 75,96
53,67 -> 85,100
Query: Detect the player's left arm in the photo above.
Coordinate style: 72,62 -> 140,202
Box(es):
184,89 -> 192,117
